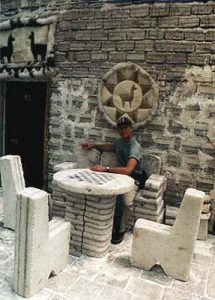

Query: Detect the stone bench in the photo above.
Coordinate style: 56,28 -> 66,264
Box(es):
130,188 -> 205,281
14,187 -> 71,297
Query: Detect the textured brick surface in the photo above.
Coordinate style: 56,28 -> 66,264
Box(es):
1,0 -> 215,207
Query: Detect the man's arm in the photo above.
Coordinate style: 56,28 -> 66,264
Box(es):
90,158 -> 138,176
82,142 -> 112,152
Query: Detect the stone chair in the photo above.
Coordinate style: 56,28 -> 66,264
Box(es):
0,155 -> 25,230
52,148 -> 166,228
130,188 -> 205,281
14,187 -> 71,297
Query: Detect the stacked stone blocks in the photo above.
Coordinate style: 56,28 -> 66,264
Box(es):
65,191 -> 115,257
51,186 -> 67,218
133,174 -> 166,224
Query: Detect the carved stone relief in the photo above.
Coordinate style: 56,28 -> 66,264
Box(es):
99,62 -> 159,128
0,16 -> 57,79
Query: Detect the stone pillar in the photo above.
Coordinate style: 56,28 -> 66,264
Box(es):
52,185 -> 67,218
65,191 -> 116,257
133,174 -> 166,223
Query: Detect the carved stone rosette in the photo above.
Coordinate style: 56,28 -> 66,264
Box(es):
99,62 -> 159,129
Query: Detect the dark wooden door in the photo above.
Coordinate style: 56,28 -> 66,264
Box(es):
5,81 -> 47,188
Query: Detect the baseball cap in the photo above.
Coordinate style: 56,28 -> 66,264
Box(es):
116,116 -> 132,127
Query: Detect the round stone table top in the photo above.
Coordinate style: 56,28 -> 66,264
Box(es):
53,168 -> 134,196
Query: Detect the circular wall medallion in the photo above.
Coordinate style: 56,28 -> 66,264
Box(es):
99,62 -> 159,128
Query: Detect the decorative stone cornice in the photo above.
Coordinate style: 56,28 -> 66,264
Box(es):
0,64 -> 58,79
0,16 -> 57,31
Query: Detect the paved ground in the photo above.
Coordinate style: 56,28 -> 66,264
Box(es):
0,195 -> 215,300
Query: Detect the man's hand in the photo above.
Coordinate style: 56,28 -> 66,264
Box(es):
90,165 -> 106,172
81,143 -> 95,149
91,158 -> 138,175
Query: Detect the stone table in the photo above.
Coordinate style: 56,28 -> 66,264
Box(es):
53,169 -> 134,257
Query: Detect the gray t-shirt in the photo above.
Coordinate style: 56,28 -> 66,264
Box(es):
112,136 -> 143,174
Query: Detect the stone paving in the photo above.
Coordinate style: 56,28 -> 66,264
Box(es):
0,195 -> 215,300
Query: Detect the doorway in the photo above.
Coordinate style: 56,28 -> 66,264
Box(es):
4,81 -> 48,189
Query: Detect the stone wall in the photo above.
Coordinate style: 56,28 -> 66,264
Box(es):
1,0 -> 215,206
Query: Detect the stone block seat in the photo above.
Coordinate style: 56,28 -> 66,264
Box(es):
14,187 -> 71,297
52,148 -> 166,231
130,188 -> 205,281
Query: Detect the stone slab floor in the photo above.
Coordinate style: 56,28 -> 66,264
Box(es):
0,195 -> 215,300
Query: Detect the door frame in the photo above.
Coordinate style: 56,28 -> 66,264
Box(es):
0,79 -> 50,190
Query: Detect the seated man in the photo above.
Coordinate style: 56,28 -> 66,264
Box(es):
82,116 -> 147,244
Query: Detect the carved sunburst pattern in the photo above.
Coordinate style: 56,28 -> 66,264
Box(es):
99,62 -> 159,128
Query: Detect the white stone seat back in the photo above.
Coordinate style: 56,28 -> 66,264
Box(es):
100,151 -> 118,167
54,148 -> 101,173
0,155 -> 25,230
74,145 -> 101,168
80,148 -> 101,167
142,153 -> 161,177
172,189 -> 205,238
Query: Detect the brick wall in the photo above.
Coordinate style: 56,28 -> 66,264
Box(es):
1,0 -> 215,206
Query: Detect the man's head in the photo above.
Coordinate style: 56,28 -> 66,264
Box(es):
116,116 -> 133,140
